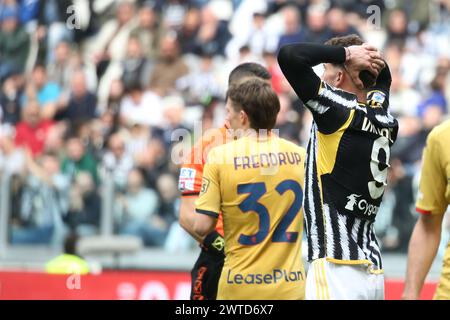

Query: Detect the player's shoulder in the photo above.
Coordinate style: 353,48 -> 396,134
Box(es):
320,80 -> 358,101
429,119 -> 450,140
196,126 -> 228,149
427,119 -> 450,149
182,126 -> 228,165
278,137 -> 306,156
204,140 -> 230,162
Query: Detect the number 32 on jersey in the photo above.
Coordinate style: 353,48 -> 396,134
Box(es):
236,180 -> 303,246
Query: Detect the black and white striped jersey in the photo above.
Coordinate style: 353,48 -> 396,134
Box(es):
303,81 -> 398,269
277,43 -> 398,270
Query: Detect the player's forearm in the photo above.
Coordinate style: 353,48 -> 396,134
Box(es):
193,215 -> 216,238
278,43 -> 346,67
372,63 -> 392,96
403,216 -> 442,299
278,43 -> 346,102
179,198 -> 205,243
179,214 -> 205,243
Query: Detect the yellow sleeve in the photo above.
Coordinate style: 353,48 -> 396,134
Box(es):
195,148 -> 221,218
416,132 -> 447,215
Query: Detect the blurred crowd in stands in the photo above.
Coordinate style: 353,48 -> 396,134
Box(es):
0,0 -> 449,254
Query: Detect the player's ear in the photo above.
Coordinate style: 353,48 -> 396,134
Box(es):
239,110 -> 247,125
335,69 -> 345,87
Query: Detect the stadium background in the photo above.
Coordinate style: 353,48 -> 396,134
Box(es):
0,0 -> 449,300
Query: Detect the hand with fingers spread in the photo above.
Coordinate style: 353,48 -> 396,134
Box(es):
344,43 -> 385,89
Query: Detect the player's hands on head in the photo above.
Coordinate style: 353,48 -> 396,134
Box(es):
344,43 -> 385,89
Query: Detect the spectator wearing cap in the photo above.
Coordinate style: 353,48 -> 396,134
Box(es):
0,3 -> 30,77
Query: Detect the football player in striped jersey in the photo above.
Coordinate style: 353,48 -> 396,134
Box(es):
278,34 -> 397,299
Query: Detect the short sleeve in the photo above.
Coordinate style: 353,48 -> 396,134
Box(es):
416,132 -> 447,215
178,138 -> 205,196
195,148 -> 221,218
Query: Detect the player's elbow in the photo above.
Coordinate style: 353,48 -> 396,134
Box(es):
277,45 -> 292,70
418,213 -> 443,237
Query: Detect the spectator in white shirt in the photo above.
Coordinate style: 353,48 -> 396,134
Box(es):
120,82 -> 163,128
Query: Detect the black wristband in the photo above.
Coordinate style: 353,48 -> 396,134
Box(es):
202,230 -> 225,256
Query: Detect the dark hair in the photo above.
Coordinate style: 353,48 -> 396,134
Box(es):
41,151 -> 59,159
33,64 -> 47,72
228,63 -> 272,86
227,79 -> 280,130
325,34 -> 377,87
324,34 -> 364,47
124,80 -> 143,94
64,233 -> 79,255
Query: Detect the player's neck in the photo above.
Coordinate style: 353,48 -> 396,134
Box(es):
243,129 -> 274,141
340,83 -> 366,103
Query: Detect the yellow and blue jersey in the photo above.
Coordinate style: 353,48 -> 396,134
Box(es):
195,134 -> 306,300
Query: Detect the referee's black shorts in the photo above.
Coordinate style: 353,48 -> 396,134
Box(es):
190,248 -> 224,300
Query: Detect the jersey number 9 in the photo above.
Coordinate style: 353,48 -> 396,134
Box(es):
368,136 -> 391,199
